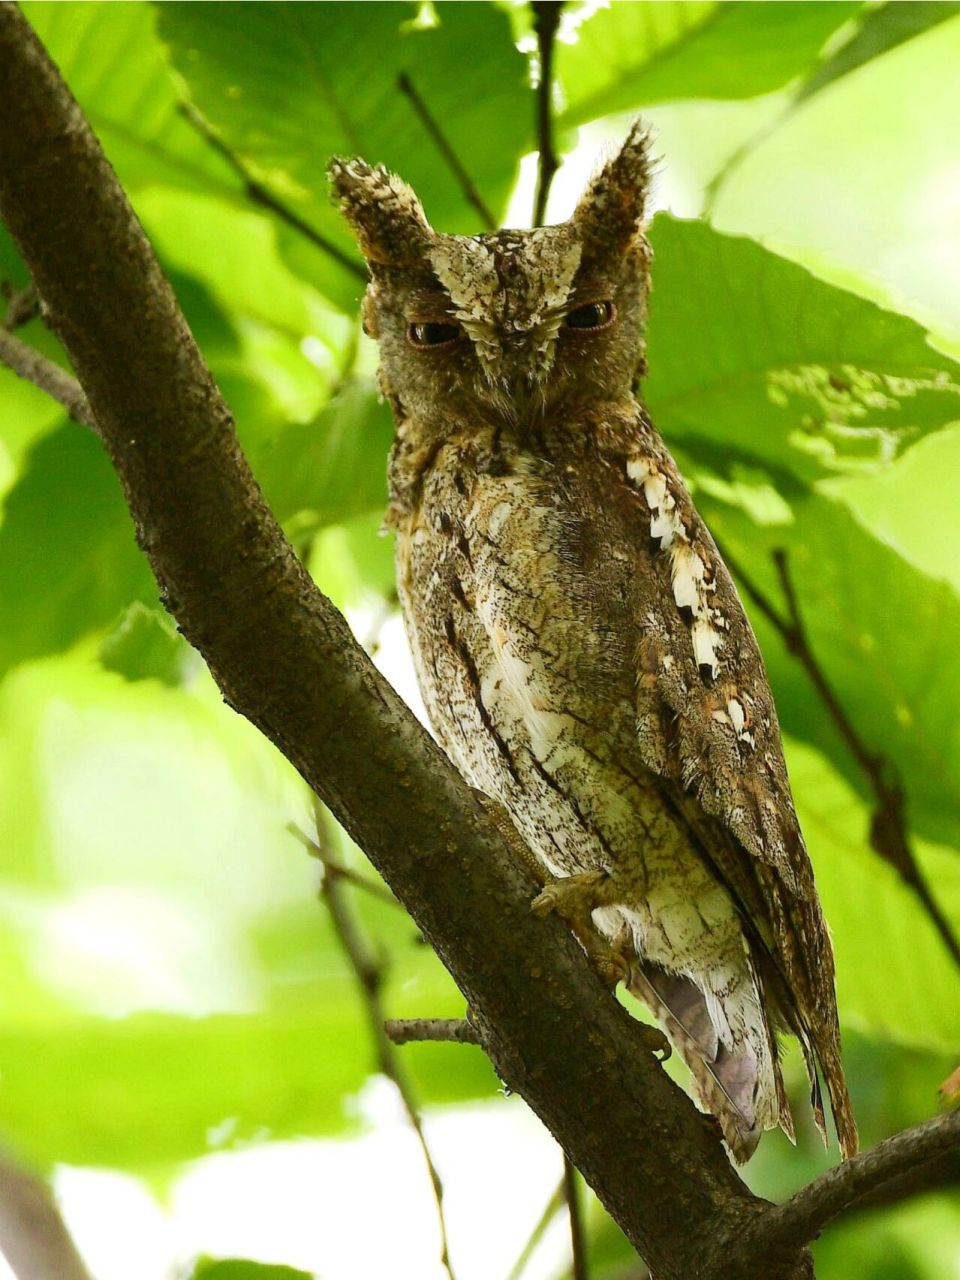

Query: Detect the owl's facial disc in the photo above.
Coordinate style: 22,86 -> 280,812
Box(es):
424,225 -> 587,395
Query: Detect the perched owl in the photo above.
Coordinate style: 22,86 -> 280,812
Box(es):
330,124 -> 858,1163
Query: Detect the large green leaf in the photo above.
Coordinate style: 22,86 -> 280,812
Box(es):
22,2 -> 235,198
155,2 -> 531,302
557,2 -> 861,126
646,215 -> 960,480
0,426 -> 154,677
188,1262 -> 312,1280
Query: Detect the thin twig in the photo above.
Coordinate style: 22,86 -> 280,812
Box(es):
0,327 -> 96,430
0,1149 -> 93,1280
2,281 -> 39,329
311,806 -> 457,1280
531,1 -> 563,226
725,543 -> 960,972
396,73 -> 496,230
177,102 -> 366,280
506,1174 -> 567,1280
730,1109 -> 960,1267
385,1017 -> 482,1047
287,820 -> 399,908
564,1154 -> 589,1280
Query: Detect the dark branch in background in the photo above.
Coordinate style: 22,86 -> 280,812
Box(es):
177,101 -> 366,280
1,7 -> 956,1277
531,1 -> 563,226
564,1154 -> 589,1280
506,1175 -> 567,1280
302,808 -> 456,1280
396,73 -> 496,231
0,326 -> 95,430
725,545 -> 960,972
0,1150 -> 93,1280
288,820 -> 399,908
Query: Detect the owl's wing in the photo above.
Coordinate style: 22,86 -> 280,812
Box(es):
614,407 -> 858,1158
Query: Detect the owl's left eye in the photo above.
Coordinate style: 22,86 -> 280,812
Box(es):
565,301 -> 616,331
407,322 -> 462,348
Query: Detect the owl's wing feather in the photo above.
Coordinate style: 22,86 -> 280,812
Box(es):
613,407 -> 858,1158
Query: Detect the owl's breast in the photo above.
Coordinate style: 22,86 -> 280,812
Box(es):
393,434 -> 680,882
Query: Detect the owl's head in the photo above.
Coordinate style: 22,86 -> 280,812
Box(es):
329,124 -> 652,429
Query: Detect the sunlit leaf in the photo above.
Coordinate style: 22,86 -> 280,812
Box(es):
99,603 -> 187,687
557,1 -> 860,126
188,1260 -> 312,1280
647,215 -> 960,480
155,2 -> 531,304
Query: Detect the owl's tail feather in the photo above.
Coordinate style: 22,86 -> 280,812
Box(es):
795,1016 -> 859,1161
628,965 -> 793,1163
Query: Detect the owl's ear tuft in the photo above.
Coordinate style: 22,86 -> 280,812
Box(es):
328,157 -> 434,268
572,121 -> 653,259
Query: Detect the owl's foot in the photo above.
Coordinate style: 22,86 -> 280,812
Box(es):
531,870 -> 632,990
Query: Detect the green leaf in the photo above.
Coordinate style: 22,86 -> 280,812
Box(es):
0,426 -> 154,677
795,1 -> 960,106
557,1 -> 861,126
188,1261 -> 312,1280
99,603 -> 186,686
155,2 -> 531,301
687,476 -> 960,859
256,379 -> 393,529
646,215 -> 960,481
22,1 -> 236,199
786,740 -> 960,1051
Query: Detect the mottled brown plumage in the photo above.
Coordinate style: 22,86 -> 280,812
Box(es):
329,125 -> 858,1163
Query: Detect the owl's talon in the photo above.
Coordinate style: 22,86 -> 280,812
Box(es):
531,872 -> 632,990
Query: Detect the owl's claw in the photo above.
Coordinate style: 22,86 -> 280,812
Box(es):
531,871 -> 632,991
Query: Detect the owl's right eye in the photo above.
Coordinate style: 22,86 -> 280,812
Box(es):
407,322 -> 462,348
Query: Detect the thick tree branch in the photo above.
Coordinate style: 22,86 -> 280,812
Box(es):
0,8 -> 948,1278
0,10 -> 765,1278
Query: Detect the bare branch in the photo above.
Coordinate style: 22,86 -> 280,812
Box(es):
506,1175 -> 566,1280
177,101 -> 366,280
0,1150 -> 93,1280
531,1 -> 562,226
0,327 -> 96,430
564,1155 -> 589,1280
287,820 -> 399,908
724,543 -> 960,972
725,1110 -> 960,1271
385,1017 -> 482,1047
2,281 -> 39,329
396,73 -> 496,231
312,806 -> 457,1280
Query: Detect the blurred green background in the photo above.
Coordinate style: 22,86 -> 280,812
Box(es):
0,3 -> 958,1278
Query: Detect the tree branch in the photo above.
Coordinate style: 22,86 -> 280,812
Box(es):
309,807 -> 456,1280
385,1018 -> 482,1047
0,1150 -> 92,1280
177,101 -> 367,280
724,544 -> 960,972
531,1 -> 562,226
0,8 -> 948,1278
0,326 -> 95,429
723,1110 -> 960,1273
396,73 -> 496,231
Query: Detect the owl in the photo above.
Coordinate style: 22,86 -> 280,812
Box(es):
329,124 -> 858,1163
